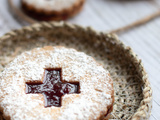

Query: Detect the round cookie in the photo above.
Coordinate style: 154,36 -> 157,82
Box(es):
21,0 -> 85,21
0,46 -> 114,120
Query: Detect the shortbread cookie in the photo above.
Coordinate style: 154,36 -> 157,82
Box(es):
0,46 -> 114,120
21,0 -> 85,21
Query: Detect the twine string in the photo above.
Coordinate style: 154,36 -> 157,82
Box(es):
8,0 -> 160,34
8,0 -> 36,24
109,10 -> 160,34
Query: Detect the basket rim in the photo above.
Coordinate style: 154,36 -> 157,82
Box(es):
0,21 -> 152,120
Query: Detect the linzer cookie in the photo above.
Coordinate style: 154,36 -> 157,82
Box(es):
0,46 -> 114,120
21,0 -> 85,21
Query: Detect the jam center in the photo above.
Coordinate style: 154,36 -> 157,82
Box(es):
26,69 -> 80,107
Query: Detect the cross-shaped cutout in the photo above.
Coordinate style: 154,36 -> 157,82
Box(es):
26,68 -> 80,107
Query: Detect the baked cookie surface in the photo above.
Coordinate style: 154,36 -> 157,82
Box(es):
21,0 -> 85,21
0,46 -> 114,120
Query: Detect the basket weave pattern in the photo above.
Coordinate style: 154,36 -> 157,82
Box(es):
0,22 -> 152,120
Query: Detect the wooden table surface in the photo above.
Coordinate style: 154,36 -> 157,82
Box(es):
0,0 -> 160,119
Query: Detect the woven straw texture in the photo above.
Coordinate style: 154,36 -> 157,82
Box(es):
0,22 -> 152,120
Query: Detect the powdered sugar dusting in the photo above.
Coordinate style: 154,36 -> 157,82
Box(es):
23,0 -> 79,11
0,46 -> 113,120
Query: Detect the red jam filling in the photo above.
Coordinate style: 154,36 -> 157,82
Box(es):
26,68 -> 80,107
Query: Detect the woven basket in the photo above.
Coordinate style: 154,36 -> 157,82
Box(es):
0,22 -> 152,120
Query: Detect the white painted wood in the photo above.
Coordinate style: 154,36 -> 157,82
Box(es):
0,0 -> 160,119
